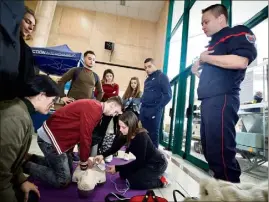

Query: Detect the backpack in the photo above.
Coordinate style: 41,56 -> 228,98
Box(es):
69,67 -> 99,98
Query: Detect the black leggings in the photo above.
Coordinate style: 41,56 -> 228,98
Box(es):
119,155 -> 168,190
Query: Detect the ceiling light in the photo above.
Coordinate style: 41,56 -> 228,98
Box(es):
120,0 -> 126,6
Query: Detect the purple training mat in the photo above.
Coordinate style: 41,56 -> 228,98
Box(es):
29,157 -> 146,202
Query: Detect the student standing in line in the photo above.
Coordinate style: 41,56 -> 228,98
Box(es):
122,77 -> 143,101
57,50 -> 104,103
17,7 -> 39,95
94,69 -> 119,162
95,69 -> 119,102
121,77 -> 143,160
140,58 -> 172,148
94,111 -> 169,190
1,6 -> 38,101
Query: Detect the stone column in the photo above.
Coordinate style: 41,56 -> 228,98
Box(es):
32,1 -> 57,47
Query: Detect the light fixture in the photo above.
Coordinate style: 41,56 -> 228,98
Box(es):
120,0 -> 126,6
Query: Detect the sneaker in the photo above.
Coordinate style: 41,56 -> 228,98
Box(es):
113,152 -> 118,157
160,176 -> 170,188
123,153 -> 129,161
105,155 -> 113,163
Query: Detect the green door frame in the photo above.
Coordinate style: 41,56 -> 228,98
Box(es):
221,0 -> 232,26
159,82 -> 178,149
162,0 -> 174,75
184,72 -> 209,170
244,6 -> 268,29
170,0 -> 196,39
159,0 -> 174,147
172,0 -> 191,156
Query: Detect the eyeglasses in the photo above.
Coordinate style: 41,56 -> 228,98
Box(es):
52,97 -> 59,103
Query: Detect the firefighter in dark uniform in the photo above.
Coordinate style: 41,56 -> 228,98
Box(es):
191,4 -> 257,183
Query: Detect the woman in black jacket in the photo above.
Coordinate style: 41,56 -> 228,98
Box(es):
94,111 -> 169,190
1,6 -> 38,101
17,7 -> 38,98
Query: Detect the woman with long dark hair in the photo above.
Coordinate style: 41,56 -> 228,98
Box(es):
1,6 -> 38,101
94,69 -> 119,162
121,77 -> 143,161
94,69 -> 119,102
94,111 -> 169,190
18,6 -> 39,87
122,77 -> 142,100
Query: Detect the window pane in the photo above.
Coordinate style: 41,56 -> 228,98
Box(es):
167,25 -> 183,80
188,1 -> 220,38
251,19 -> 268,103
162,85 -> 175,144
172,1 -> 184,31
252,19 -> 268,64
186,34 -> 210,67
232,1 -> 268,26
186,1 -> 220,66
187,1 -> 219,163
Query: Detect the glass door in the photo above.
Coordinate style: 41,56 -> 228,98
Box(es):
160,82 -> 179,150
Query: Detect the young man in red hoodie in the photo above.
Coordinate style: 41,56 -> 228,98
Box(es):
23,96 -> 123,188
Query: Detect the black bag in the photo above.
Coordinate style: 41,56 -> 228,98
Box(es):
173,190 -> 199,201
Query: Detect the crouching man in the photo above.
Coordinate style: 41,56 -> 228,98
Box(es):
23,96 -> 123,188
0,75 -> 60,202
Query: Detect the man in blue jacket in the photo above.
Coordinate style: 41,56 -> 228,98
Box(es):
191,4 -> 257,183
140,58 -> 172,148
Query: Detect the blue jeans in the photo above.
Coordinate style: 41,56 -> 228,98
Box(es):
23,137 -> 73,188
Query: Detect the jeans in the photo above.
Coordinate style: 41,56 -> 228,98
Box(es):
23,137 -> 73,188
119,154 -> 168,190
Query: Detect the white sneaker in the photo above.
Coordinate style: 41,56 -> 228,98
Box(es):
123,153 -> 129,161
105,155 -> 113,163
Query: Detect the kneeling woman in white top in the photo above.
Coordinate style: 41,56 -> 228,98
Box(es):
94,111 -> 169,190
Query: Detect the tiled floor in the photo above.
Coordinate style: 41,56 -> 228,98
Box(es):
29,135 -> 268,201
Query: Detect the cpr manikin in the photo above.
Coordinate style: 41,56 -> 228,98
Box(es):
72,157 -> 106,197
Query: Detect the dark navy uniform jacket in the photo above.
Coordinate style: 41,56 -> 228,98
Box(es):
141,70 -> 172,117
197,25 -> 257,100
